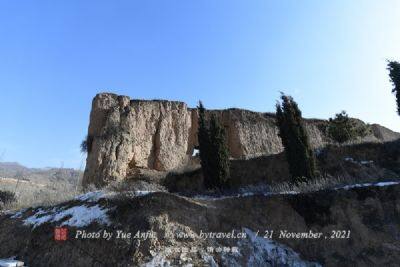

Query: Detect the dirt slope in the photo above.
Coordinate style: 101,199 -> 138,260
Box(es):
0,182 -> 399,266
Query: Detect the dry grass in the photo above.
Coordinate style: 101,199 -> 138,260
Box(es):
268,175 -> 390,194
3,165 -> 396,212
0,180 -> 82,211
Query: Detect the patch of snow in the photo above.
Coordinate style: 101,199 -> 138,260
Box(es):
276,191 -> 299,195
141,254 -> 171,267
344,157 -> 374,165
75,190 -> 156,203
0,258 -> 24,267
192,194 -> 229,200
238,184 -> 269,195
193,190 -> 299,201
142,250 -> 216,267
337,181 -> 400,190
183,176 -> 400,202
360,160 -> 373,165
122,191 -> 157,199
23,209 -> 54,228
195,178 -> 400,200
339,183 -> 373,190
23,204 -> 111,228
240,192 -> 255,197
57,205 -> 111,227
75,191 -> 106,202
221,228 -> 321,267
375,181 -> 399,187
193,179 -> 400,200
9,209 -> 27,219
1,210 -> 15,216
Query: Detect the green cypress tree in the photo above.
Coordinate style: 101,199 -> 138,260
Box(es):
276,94 -> 316,183
197,102 -> 230,189
387,61 -> 400,116
197,101 -> 212,188
208,114 -> 230,189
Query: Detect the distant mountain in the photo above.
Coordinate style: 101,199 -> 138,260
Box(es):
0,162 -> 82,186
0,162 -> 30,176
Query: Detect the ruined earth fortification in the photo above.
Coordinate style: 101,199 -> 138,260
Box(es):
82,93 -> 400,186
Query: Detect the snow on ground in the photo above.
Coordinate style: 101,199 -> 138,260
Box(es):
75,190 -> 156,202
141,252 -> 172,267
6,189 -> 159,229
344,157 -> 374,165
8,180 -> 400,229
126,191 -> 157,197
337,181 -> 400,190
11,190 -> 159,229
0,258 -> 24,267
193,190 -> 299,201
221,228 -> 321,267
139,228 -> 317,267
201,253 -> 218,267
360,160 -> 374,165
141,249 -> 218,267
9,209 -> 27,219
17,179 -> 394,206
193,180 -> 400,200
22,204 -> 111,228
75,190 -> 107,202
375,181 -> 400,186
0,210 -> 16,216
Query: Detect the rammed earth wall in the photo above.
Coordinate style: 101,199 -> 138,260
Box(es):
82,93 -> 400,186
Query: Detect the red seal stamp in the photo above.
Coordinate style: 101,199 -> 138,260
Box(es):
54,227 -> 68,241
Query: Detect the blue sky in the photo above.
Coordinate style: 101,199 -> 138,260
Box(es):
0,1 -> 399,169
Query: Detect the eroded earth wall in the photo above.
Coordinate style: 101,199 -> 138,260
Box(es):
83,93 -> 400,186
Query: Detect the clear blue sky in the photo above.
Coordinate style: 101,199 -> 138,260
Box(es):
0,1 -> 399,169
